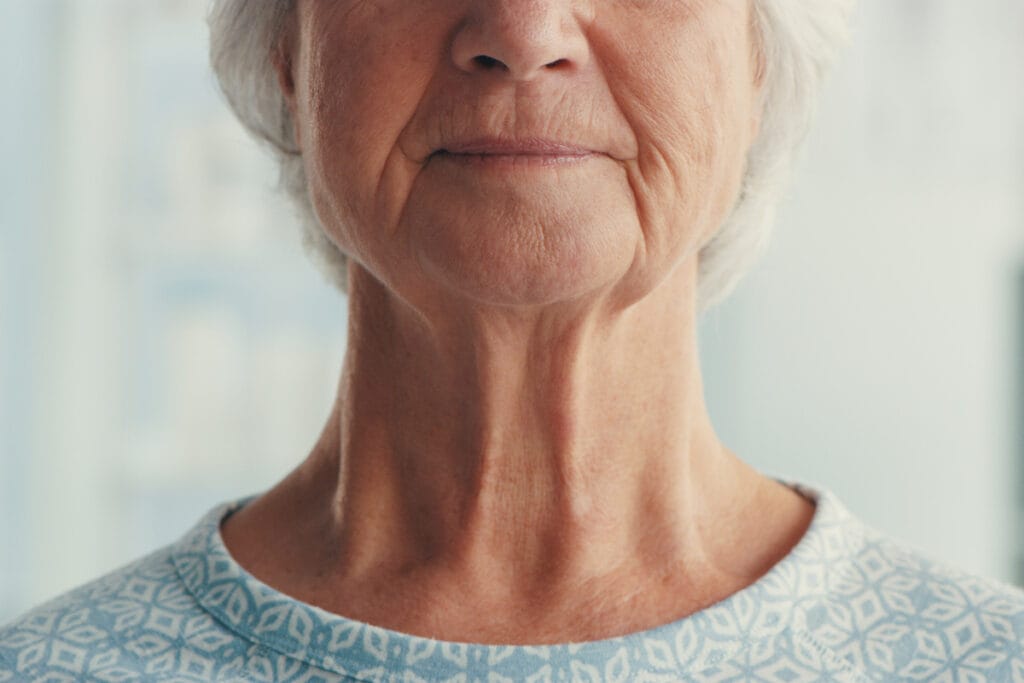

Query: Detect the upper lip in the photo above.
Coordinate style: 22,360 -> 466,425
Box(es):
435,137 -> 596,156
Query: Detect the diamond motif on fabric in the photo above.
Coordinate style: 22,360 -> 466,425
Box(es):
642,637 -> 676,670
944,613 -> 985,658
4,483 -> 1024,681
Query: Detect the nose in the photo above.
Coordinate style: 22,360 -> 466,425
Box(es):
451,0 -> 591,81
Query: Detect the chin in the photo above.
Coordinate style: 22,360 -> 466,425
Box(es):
413,218 -> 635,308
405,172 -> 641,308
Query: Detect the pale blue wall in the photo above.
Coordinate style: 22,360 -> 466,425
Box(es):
700,0 -> 1024,584
0,0 -> 62,619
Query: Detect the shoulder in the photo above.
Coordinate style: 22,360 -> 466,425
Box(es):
1,546 -> 190,680
800,522 -> 1024,681
0,538 -> 253,681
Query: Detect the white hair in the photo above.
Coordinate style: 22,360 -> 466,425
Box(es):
207,0 -> 854,312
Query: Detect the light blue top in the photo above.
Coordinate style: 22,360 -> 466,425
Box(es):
3,478 -> 1024,682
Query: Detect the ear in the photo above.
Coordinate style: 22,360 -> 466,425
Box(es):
271,12 -> 302,150
748,12 -> 767,140
749,80 -> 765,141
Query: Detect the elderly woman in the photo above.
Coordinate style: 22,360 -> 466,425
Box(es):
4,0 -> 1024,680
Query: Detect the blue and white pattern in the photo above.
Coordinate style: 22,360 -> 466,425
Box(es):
3,478 -> 1024,682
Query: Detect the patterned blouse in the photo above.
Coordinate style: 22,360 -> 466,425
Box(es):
3,478 -> 1024,682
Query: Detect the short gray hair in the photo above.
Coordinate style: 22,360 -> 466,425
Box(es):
207,1 -> 854,312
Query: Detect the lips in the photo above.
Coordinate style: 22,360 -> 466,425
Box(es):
434,137 -> 596,157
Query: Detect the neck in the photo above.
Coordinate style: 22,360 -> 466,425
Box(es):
220,261 -> 816,643
303,261 -> 767,597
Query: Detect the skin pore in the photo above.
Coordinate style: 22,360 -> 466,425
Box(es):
220,0 -> 816,644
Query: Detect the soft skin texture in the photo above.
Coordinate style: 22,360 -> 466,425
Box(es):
220,0 -> 815,644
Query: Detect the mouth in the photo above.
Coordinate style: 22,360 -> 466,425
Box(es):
430,137 -> 599,167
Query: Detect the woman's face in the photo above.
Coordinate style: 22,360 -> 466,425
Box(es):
282,0 -> 762,308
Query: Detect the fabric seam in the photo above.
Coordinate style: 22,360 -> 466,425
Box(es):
166,483 -> 843,680
170,564 -> 812,683
171,552 -> 387,683
168,488 -> 831,681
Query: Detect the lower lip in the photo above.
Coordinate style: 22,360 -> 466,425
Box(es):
432,152 -> 597,168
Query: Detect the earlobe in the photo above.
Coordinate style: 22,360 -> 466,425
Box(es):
751,43 -> 767,92
273,49 -> 295,99
271,23 -> 302,151
750,19 -> 767,91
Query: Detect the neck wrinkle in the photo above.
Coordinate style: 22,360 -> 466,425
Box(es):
322,260 -> 741,598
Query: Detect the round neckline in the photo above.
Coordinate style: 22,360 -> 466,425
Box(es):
171,477 -> 865,680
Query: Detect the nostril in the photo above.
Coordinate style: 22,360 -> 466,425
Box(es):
463,54 -> 573,77
472,55 -> 505,70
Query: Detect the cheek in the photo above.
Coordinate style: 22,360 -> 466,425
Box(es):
594,6 -> 755,253
297,9 -> 439,258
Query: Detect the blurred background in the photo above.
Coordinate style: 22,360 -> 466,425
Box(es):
0,0 -> 1022,623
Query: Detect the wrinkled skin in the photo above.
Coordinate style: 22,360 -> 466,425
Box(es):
218,0 -> 815,645
281,0 -> 763,309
